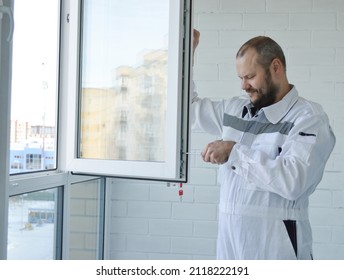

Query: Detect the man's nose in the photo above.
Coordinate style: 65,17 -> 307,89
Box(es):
241,78 -> 250,90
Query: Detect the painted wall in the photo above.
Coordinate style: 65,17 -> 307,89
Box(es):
108,0 -> 344,260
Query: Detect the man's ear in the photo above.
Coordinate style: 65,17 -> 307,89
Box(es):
271,58 -> 283,74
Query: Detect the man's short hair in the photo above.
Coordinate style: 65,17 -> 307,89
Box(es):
236,36 -> 286,72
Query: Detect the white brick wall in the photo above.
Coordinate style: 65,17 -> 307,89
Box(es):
108,0 -> 344,260
108,178 -> 219,259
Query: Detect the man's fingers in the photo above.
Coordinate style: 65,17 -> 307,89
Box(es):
201,142 -> 217,163
201,146 -> 209,162
201,140 -> 233,165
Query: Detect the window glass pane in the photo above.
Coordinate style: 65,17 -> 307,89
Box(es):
67,179 -> 103,260
7,189 -> 58,260
10,0 -> 59,174
79,0 -> 169,162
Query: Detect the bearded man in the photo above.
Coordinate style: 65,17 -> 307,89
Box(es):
191,30 -> 335,260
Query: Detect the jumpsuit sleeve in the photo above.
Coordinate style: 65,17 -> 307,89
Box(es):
190,81 -> 226,138
227,112 -> 336,201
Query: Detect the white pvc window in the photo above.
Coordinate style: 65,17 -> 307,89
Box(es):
62,0 -> 192,181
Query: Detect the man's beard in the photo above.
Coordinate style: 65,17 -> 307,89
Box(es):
248,71 -> 279,109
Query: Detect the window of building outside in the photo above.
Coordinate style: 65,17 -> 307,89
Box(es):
9,0 -> 59,175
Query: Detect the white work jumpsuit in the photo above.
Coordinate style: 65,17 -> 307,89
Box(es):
191,86 -> 335,259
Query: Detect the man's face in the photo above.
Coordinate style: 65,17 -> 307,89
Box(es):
236,49 -> 279,109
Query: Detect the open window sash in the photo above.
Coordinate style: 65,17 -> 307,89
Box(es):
61,0 -> 192,181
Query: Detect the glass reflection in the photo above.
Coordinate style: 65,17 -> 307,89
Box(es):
79,0 -> 169,162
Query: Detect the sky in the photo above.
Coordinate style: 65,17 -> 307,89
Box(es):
82,0 -> 169,87
11,0 -> 58,125
11,0 -> 59,126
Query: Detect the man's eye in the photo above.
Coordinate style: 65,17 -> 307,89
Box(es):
239,75 -> 254,80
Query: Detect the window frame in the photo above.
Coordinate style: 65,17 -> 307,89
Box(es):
60,0 -> 193,182
0,0 -> 13,260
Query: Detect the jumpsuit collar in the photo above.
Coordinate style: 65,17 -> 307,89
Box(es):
262,85 -> 299,124
243,86 -> 299,124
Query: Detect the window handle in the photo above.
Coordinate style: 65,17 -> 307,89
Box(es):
0,0 -> 14,42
